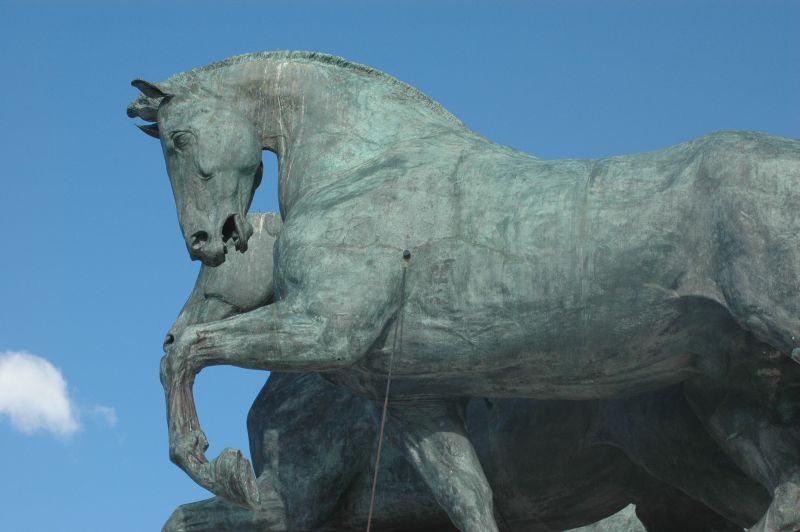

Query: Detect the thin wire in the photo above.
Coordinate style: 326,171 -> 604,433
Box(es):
366,263 -> 407,532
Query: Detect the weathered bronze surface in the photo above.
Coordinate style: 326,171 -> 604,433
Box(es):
161,213 -> 761,531
129,52 -> 800,531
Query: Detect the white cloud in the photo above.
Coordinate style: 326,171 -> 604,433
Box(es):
0,351 -> 80,437
90,404 -> 117,428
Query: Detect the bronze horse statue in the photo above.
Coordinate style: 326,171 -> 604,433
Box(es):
163,213 -> 765,531
129,52 -> 800,531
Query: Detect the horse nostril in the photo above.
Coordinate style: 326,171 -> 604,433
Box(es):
190,231 -> 209,250
221,214 -> 238,243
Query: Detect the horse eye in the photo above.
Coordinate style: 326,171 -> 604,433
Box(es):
171,131 -> 192,151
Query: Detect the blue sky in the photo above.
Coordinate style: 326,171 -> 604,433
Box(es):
0,1 -> 797,530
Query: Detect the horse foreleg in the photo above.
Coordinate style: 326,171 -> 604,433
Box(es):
386,400 -> 499,532
162,362 -> 260,508
248,372 -> 379,529
162,297 -> 390,508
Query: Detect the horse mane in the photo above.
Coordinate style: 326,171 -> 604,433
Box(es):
131,51 -> 466,129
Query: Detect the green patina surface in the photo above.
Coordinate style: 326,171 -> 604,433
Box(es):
129,52 -> 800,531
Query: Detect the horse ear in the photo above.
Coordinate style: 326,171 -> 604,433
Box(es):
131,79 -> 168,99
136,123 -> 160,139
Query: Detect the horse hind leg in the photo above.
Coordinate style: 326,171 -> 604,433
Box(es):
634,483 -> 745,532
385,400 -> 499,532
686,377 -> 800,532
599,385 -> 770,527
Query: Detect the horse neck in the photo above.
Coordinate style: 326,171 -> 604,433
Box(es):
237,59 -> 464,213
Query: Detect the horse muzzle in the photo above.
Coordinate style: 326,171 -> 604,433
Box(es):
186,230 -> 227,266
185,213 -> 253,267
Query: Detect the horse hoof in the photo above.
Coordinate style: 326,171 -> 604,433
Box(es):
211,447 -> 260,509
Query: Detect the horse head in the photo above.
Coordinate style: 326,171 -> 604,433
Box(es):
128,79 -> 261,266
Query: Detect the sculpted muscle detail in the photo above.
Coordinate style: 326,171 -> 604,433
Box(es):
129,52 -> 800,532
